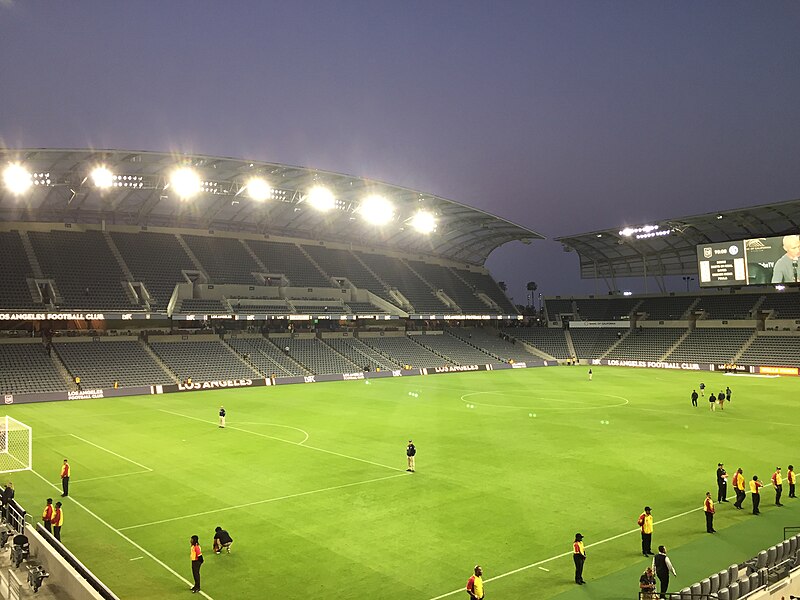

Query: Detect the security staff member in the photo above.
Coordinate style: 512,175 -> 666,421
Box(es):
716,463 -> 728,502
190,535 -> 203,593
573,533 -> 586,585
690,390 -> 698,407
772,467 -> 783,506
638,506 -> 654,556
406,440 -> 416,472
60,459 -> 70,497
41,498 -> 53,533
750,476 -> 763,514
704,492 -> 716,533
732,468 -> 746,509
789,465 -> 796,498
51,502 -> 63,541
218,406 -> 226,428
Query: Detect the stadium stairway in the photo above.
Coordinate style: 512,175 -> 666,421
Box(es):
18,231 -> 44,279
659,328 -> 692,361
174,234 -> 209,280
732,330 -> 759,364
595,328 -> 631,360
220,339 -> 267,376
50,349 -> 78,392
563,329 -> 577,359
139,340 -> 180,383
239,239 -> 269,274
295,245 -> 338,286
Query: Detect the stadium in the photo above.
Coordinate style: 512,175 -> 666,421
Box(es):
0,148 -> 800,600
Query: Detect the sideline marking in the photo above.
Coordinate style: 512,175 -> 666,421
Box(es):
460,391 -> 630,411
425,487 -> 772,600
70,434 -> 153,472
119,472 -> 409,531
29,469 -> 215,600
161,409 -> 405,473
130,556 -> 143,561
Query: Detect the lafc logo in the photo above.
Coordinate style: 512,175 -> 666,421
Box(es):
703,247 -> 713,258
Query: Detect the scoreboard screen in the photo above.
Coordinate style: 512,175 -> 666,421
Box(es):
697,235 -> 799,287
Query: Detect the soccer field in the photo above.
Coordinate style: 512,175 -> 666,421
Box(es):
5,366 -> 800,599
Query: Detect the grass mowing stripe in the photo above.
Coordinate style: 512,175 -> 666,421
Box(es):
118,472 -> 410,531
29,469 -> 215,600
73,470 -> 152,484
424,487 -> 770,600
160,408 -> 406,472
70,434 -> 154,471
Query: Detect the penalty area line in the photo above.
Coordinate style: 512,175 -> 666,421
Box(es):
119,471 -> 409,531
29,469 -> 215,600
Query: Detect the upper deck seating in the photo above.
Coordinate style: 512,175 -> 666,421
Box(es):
0,231 -> 36,309
636,296 -> 697,321
246,240 -> 332,288
181,235 -> 260,284
407,261 -> 493,314
356,253 -> 449,313
452,269 -> 517,313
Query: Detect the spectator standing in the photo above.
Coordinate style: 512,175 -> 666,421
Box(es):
725,386 -> 732,402
704,492 -> 716,533
212,527 -> 233,554
690,390 -> 698,407
51,502 -> 63,541
638,506 -> 654,556
653,545 -> 677,599
750,476 -> 763,514
41,498 -> 53,533
1,482 -> 14,520
60,459 -> 70,497
406,440 -> 416,472
573,533 -> 586,585
190,535 -> 203,593
772,467 -> 784,506
732,468 -> 746,509
708,393 -> 716,411
716,463 -> 728,502
466,565 -> 484,599
639,567 -> 657,600
788,465 -> 796,498
218,406 -> 226,429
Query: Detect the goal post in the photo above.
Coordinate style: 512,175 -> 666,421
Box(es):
0,416 -> 32,474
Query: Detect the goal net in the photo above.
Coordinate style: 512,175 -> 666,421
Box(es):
0,416 -> 32,473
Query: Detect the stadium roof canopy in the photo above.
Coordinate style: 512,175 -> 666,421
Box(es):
555,198 -> 800,286
0,148 -> 543,265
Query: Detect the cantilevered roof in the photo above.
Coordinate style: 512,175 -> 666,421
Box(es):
555,198 -> 800,280
0,148 -> 543,265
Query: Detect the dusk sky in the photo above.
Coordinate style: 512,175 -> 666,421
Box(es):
2,1 -> 800,305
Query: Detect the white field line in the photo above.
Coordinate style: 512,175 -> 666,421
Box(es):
233,422 -> 310,444
425,486 -> 772,600
73,470 -> 152,484
119,471 -> 409,531
70,434 -> 153,472
130,556 -> 143,561
30,469 -> 215,600
160,409 -> 405,473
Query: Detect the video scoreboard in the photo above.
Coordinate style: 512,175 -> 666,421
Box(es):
697,235 -> 796,287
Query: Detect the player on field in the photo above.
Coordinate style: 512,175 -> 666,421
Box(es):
219,406 -> 226,428
406,440 -> 416,472
690,390 -> 698,407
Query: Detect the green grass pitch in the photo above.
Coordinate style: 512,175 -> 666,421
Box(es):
5,366 -> 800,599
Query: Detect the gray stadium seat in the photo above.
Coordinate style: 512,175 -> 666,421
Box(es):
767,545 -> 777,567
754,550 -> 768,570
727,582 -> 738,600
775,541 -> 784,564
690,583 -> 701,599
790,535 -> 798,556
728,564 -> 738,583
716,588 -> 729,600
718,569 -> 729,588
781,539 -> 791,561
679,588 -> 691,600
700,579 -> 711,596
709,573 -> 719,593
737,577 -> 749,595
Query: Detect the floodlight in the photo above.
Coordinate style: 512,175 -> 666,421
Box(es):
360,194 -> 394,225
410,210 -> 436,234
91,166 -> 114,188
619,227 -> 634,237
307,185 -> 335,212
170,167 -> 201,199
246,177 -> 271,202
3,164 -> 32,195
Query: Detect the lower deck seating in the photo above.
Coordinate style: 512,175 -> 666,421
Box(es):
739,335 -> 800,366
0,344 -> 65,394
569,328 -> 627,359
446,328 -> 542,363
323,338 -> 400,371
605,328 -> 685,361
360,336 -> 445,369
54,340 -> 174,388
283,338 -> 360,374
666,328 -> 753,363
149,340 -> 259,381
504,328 -> 570,359
412,334 -> 496,365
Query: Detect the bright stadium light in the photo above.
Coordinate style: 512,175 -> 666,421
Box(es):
91,166 -> 114,188
3,163 -> 32,195
360,194 -> 394,225
307,185 -> 335,212
170,167 -> 201,199
410,210 -> 437,234
246,177 -> 271,202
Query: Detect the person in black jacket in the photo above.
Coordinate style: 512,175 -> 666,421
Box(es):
406,440 -> 416,472
212,527 -> 233,554
690,390 -> 698,407
716,463 -> 729,502
1,482 -> 14,520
